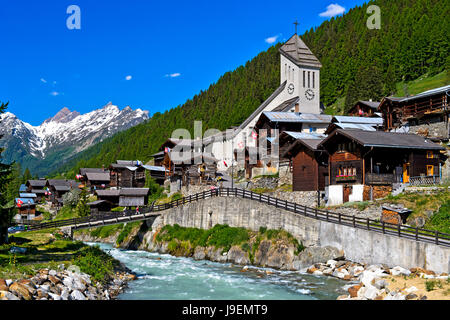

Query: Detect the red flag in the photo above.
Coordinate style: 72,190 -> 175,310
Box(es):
223,160 -> 228,167
251,131 -> 258,140
17,199 -> 23,208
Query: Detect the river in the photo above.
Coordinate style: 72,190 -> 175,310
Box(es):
89,242 -> 352,300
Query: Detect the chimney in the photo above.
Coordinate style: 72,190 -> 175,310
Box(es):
295,103 -> 299,113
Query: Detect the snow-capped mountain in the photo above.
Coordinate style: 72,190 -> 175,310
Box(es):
0,102 -> 149,175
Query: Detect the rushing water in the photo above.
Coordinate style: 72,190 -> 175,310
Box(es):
89,242 -> 352,300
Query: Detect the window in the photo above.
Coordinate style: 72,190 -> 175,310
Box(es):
285,64 -> 287,78
308,71 -> 310,88
303,71 -> 305,88
309,127 -> 317,132
288,66 -> 290,80
426,151 -> 433,159
427,165 -> 434,176
312,72 -> 315,89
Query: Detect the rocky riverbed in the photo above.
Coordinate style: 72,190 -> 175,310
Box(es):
305,260 -> 449,300
0,264 -> 136,300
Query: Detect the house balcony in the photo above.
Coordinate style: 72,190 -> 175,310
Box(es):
335,175 -> 357,182
365,173 -> 398,185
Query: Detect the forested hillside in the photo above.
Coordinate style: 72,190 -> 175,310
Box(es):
53,0 -> 449,178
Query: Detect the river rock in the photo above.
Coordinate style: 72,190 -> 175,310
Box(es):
227,246 -> 250,265
193,247 -> 206,260
70,290 -> 86,300
5,279 -> 12,287
48,292 -> 61,300
0,290 -> 20,300
9,282 -> 32,300
293,246 -> 344,270
374,279 -> 388,290
363,286 -> 380,300
348,285 -> 362,298
391,266 -> 411,276
0,279 -> 8,292
49,269 -> 57,277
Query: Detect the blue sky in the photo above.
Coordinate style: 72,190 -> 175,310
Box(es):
0,0 -> 368,125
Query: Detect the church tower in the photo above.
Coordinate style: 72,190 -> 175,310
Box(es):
279,33 -> 322,114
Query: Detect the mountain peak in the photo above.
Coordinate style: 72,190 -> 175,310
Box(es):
42,107 -> 80,125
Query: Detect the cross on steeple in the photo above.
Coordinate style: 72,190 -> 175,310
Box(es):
293,20 -> 299,34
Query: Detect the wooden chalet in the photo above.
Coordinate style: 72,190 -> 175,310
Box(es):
379,85 -> 450,135
87,200 -> 112,216
46,179 -> 80,207
162,152 -> 217,185
15,197 -> 36,221
78,168 -> 110,190
95,188 -> 150,208
119,188 -> 149,207
26,179 -> 47,202
150,151 -> 165,167
319,129 -> 445,204
109,160 -> 145,188
95,189 -> 120,206
348,100 -> 380,117
142,165 -> 168,185
282,138 -> 328,191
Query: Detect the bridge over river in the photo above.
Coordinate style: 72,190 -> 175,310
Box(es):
19,188 -> 450,273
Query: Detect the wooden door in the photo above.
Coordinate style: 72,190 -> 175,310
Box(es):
343,186 -> 351,203
402,163 -> 410,183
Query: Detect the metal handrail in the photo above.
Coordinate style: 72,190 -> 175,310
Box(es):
24,187 -> 450,247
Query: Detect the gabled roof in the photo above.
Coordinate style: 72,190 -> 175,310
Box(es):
319,129 -> 445,150
27,180 -> 47,188
96,189 -> 120,197
356,100 -> 380,109
142,165 -> 167,172
80,168 -> 109,176
279,34 -> 322,69
282,138 -> 325,158
281,131 -> 327,140
19,193 -> 37,198
119,188 -> 149,196
85,172 -> 110,181
271,96 -> 300,112
332,116 -> 383,125
261,112 -> 332,124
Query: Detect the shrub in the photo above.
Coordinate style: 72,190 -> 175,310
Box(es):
116,222 -> 141,245
71,245 -> 115,284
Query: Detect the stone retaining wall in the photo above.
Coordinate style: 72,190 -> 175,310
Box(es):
157,196 -> 450,273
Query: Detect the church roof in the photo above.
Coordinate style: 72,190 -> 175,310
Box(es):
271,96 -> 299,112
279,34 -> 322,69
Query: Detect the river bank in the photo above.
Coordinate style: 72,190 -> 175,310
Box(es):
73,220 -> 450,300
0,229 -> 137,300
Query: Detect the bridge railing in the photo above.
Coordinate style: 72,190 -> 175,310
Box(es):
24,187 -> 450,247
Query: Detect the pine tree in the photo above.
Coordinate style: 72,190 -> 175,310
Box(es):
0,101 -> 13,244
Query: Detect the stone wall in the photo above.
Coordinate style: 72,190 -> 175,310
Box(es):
155,196 -> 450,273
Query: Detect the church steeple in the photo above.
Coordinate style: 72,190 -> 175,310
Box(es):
279,34 -> 322,69
279,32 -> 322,114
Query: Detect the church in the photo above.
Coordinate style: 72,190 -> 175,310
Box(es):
205,32 -> 324,171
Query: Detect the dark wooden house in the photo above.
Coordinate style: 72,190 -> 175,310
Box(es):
95,189 -> 120,206
282,138 -> 328,191
348,100 -> 380,117
46,179 -> 79,207
118,188 -> 149,207
319,129 -> 445,204
84,171 -> 110,191
109,161 -> 145,188
378,85 -> 450,135
26,179 -> 47,202
87,200 -> 113,216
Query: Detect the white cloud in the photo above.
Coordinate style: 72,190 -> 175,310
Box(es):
319,3 -> 345,17
125,75 -> 132,81
40,78 -> 47,83
165,73 -> 181,78
50,91 -> 60,96
265,35 -> 279,44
